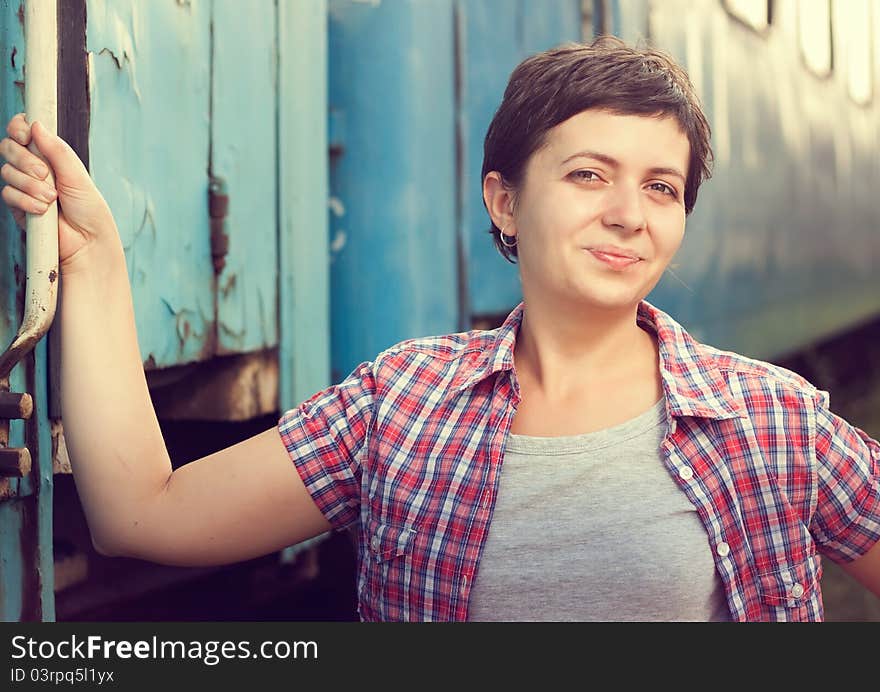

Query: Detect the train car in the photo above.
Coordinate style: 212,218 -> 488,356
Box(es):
0,0 -> 878,622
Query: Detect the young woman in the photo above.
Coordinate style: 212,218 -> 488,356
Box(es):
2,37 -> 878,621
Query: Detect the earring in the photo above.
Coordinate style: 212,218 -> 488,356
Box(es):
499,225 -> 517,248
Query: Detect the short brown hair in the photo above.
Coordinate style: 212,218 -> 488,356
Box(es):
482,35 -> 713,263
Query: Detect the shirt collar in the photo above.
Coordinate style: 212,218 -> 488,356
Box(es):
635,301 -> 747,420
460,300 -> 747,421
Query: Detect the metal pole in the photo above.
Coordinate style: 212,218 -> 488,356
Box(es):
0,0 -> 59,380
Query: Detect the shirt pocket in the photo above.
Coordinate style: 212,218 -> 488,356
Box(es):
367,518 -> 418,562
756,553 -> 823,614
361,516 -> 419,620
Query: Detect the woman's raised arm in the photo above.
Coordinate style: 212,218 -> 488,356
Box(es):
1,114 -> 331,566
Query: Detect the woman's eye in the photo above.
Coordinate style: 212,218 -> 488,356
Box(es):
571,170 -> 600,182
649,181 -> 677,197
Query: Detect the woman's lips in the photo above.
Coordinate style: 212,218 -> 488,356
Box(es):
586,249 -> 642,270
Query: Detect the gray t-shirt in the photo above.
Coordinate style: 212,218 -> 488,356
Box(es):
467,397 -> 730,621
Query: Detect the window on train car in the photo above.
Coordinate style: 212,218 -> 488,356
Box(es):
798,0 -> 833,77
834,0 -> 873,104
723,0 -> 770,31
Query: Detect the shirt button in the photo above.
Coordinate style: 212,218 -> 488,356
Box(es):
459,574 -> 469,596
679,466 -> 694,481
716,541 -> 730,557
370,535 -> 380,552
791,583 -> 804,598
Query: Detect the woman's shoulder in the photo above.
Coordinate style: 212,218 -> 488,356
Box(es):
377,326 -> 502,363
646,301 -> 821,401
698,343 -> 827,409
376,302 -> 523,366
695,341 -> 819,395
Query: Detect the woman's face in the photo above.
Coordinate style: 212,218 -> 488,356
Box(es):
507,108 -> 690,312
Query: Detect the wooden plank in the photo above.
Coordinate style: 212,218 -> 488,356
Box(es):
211,0 -> 278,356
86,0 -> 214,368
278,0 -> 330,408
277,0 -> 331,561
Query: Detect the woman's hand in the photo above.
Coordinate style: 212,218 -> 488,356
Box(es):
0,112 -> 119,273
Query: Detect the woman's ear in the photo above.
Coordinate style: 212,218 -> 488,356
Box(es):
483,171 -> 516,234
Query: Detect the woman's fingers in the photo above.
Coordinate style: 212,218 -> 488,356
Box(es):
0,136 -> 49,181
29,121 -> 91,184
0,128 -> 57,229
5,113 -> 31,146
1,181 -> 51,216
0,132 -> 56,227
1,162 -> 57,203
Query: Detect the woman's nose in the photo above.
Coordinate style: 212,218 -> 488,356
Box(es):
600,184 -> 647,233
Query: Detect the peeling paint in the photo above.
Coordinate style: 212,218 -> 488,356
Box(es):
97,46 -> 123,70
327,196 -> 345,217
220,273 -> 237,299
87,0 -> 214,369
219,321 -> 246,339
256,285 -> 269,346
330,229 -> 347,254
94,44 -> 141,103
159,298 -> 210,359
162,303 -> 204,354
160,296 -> 178,316
10,46 -> 16,69
211,1 -> 279,355
91,9 -> 143,102
129,3 -> 141,49
86,51 -> 95,103
50,421 -> 72,475
134,199 -> 158,245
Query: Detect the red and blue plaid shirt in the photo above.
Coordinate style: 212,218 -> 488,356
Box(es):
278,301 -> 880,621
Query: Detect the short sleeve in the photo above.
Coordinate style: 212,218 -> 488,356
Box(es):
810,389 -> 880,563
277,361 -> 375,531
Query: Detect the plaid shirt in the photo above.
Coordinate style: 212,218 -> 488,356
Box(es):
278,301 -> 880,621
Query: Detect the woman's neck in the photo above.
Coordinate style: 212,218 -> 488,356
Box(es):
514,297 -> 655,401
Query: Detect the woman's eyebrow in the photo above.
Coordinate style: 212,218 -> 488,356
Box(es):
560,150 -> 685,183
